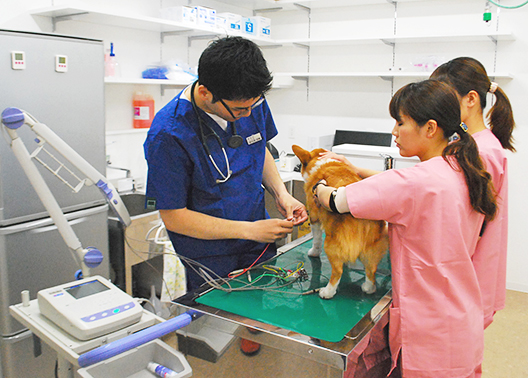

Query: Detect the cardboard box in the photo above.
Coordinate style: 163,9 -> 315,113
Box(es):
217,12 -> 242,32
243,16 -> 271,38
195,6 -> 216,28
160,6 -> 196,25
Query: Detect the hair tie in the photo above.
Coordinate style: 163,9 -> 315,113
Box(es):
460,122 -> 468,133
489,82 -> 498,94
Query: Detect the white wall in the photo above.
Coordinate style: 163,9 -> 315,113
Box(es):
2,0 -> 527,292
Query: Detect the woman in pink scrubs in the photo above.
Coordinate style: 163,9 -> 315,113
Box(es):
315,80 -> 497,377
430,57 -> 515,329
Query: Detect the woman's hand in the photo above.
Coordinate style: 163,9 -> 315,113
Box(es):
312,179 -> 337,212
318,150 -> 381,178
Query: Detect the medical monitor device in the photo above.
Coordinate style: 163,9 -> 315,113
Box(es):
38,275 -> 143,340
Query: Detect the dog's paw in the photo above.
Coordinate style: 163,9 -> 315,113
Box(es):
361,279 -> 377,294
307,247 -> 322,258
318,284 -> 337,299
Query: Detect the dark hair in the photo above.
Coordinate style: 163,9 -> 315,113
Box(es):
430,57 -> 515,152
390,80 -> 497,220
197,36 -> 273,102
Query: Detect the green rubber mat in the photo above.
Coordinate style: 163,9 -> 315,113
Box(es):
196,238 -> 391,343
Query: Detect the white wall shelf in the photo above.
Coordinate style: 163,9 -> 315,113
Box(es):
106,128 -> 150,136
281,71 -> 513,80
216,0 -> 432,11
105,76 -> 294,89
30,5 -> 280,46
276,31 -> 515,47
104,77 -> 192,86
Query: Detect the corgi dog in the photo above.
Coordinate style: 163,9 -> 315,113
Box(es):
292,145 -> 389,299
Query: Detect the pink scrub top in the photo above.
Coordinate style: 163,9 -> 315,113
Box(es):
345,156 -> 485,378
472,129 -> 508,328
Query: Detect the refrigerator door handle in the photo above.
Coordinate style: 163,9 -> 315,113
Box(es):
0,204 -> 109,236
3,329 -> 33,344
30,217 -> 86,235
3,329 -> 43,358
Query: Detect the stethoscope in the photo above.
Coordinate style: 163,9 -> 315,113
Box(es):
189,81 -> 243,183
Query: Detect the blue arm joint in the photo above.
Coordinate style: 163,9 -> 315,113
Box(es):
78,310 -> 202,367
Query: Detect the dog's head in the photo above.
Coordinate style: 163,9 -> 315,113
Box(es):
292,144 -> 361,187
292,145 -> 333,181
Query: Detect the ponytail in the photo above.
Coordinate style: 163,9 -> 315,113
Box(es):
390,80 -> 497,221
488,86 -> 516,151
443,130 -> 497,221
431,57 -> 515,152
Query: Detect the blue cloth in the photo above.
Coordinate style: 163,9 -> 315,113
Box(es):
144,89 -> 278,287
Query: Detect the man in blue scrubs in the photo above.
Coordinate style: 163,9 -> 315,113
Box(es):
144,36 -> 308,291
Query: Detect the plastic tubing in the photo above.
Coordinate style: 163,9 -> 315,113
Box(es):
78,310 -> 201,367
487,0 -> 528,9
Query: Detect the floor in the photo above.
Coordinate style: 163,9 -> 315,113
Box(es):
482,290 -> 528,377
166,289 -> 528,378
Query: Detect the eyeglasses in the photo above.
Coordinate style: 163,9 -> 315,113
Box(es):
218,96 -> 265,119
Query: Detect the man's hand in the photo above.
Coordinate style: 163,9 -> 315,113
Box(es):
275,195 -> 308,226
248,218 -> 296,243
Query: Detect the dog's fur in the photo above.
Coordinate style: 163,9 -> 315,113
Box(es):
292,145 -> 389,299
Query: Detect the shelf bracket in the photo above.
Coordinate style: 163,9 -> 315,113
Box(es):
161,30 -> 188,43
379,76 -> 395,97
260,44 -> 283,50
380,39 -> 395,47
51,12 -> 89,32
253,7 -> 283,16
187,35 -> 218,47
291,76 -> 310,101
293,43 -> 310,50
293,3 -> 311,12
292,76 -> 309,82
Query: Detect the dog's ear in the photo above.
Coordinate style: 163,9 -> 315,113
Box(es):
292,145 -> 311,164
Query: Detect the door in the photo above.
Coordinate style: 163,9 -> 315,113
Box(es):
0,30 -> 106,226
0,205 -> 109,336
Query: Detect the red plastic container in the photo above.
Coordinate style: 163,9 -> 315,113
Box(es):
133,92 -> 154,128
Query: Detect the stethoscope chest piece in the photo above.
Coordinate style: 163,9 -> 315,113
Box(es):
227,134 -> 243,148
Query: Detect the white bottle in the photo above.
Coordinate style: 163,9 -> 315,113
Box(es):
147,362 -> 179,378
105,42 -> 121,77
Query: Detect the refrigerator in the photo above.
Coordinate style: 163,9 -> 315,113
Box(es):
0,30 -> 110,378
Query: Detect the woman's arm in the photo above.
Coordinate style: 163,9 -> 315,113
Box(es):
318,150 -> 381,178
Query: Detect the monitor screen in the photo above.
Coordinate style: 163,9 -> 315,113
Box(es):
65,280 -> 110,300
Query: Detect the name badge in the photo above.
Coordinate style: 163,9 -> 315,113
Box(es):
246,132 -> 262,145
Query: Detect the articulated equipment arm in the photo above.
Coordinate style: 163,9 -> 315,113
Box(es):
1,107 -> 131,278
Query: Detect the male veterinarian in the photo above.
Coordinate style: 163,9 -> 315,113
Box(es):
144,36 -> 307,291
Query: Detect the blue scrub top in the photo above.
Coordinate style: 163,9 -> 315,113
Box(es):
144,89 -> 278,260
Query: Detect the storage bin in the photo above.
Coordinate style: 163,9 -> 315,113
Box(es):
77,339 -> 191,378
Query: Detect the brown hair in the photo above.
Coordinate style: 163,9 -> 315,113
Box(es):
430,57 -> 515,152
390,80 -> 497,220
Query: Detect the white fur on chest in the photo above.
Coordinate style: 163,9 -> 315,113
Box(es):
303,158 -> 340,181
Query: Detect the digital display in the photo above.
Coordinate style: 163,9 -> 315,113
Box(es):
15,53 -> 23,60
59,56 -> 66,64
65,280 -> 110,299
